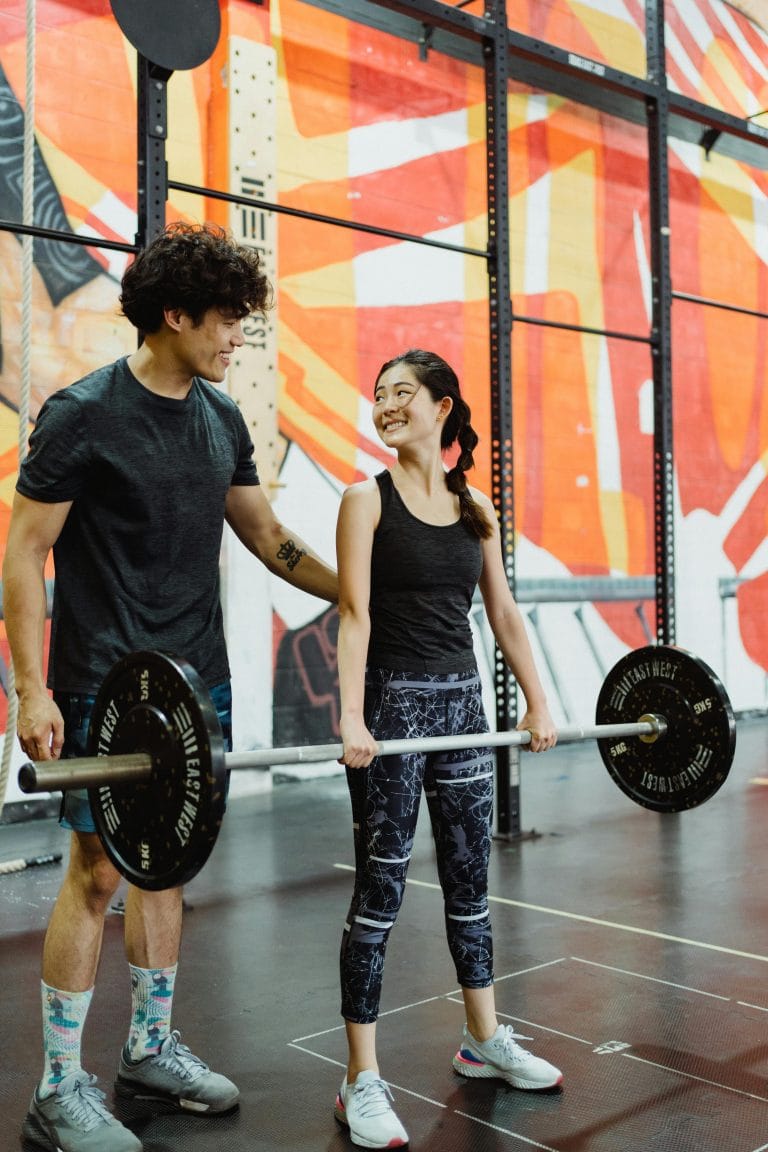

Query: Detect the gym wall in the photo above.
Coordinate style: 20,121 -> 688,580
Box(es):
0,0 -> 767,805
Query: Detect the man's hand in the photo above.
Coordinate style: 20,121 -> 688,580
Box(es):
16,689 -> 65,761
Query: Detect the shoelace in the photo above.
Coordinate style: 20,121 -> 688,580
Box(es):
494,1025 -> 534,1063
350,1077 -> 396,1118
58,1074 -> 114,1132
154,1031 -> 209,1082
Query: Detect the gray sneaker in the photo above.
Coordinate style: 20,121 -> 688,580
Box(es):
115,1030 -> 239,1114
22,1069 -> 142,1152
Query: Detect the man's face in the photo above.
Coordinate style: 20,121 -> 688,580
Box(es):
176,306 -> 246,383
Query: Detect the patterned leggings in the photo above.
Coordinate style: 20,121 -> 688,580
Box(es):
340,667 -> 495,1024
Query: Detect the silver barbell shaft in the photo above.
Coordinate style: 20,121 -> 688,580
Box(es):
18,717 -> 666,794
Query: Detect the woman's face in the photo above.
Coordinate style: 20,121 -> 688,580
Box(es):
373,364 -> 448,448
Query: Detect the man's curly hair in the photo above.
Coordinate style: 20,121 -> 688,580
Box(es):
120,222 -> 272,334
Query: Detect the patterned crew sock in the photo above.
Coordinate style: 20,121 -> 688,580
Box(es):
127,963 -> 177,1059
40,982 -> 94,1098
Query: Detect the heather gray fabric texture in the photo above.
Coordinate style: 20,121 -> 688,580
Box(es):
17,357 -> 259,691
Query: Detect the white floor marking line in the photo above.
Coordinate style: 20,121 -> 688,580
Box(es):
453,1111 -> 559,1151
622,1052 -> 768,1103
496,1010 -> 595,1046
492,957 -> 569,981
751,1143 -> 768,1152
439,957 -> 567,995
445,997 -> 594,1046
289,1044 -> 447,1108
293,991 -> 462,1042
738,1001 -> 768,1013
288,1043 -> 346,1068
571,956 -> 732,1000
291,1022 -> 346,1043
333,864 -> 768,964
378,992 -> 457,1018
435,959 -> 566,1003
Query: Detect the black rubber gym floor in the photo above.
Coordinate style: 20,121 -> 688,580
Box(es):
2,720 -> 768,1151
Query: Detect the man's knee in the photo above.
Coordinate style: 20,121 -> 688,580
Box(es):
67,832 -> 122,905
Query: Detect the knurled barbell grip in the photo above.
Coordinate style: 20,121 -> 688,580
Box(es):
18,753 -> 153,795
18,718 -> 664,793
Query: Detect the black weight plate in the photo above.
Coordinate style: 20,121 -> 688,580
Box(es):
109,0 -> 221,72
595,645 -> 736,813
87,651 -> 226,890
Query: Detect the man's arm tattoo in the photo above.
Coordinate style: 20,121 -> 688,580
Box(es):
276,539 -> 306,572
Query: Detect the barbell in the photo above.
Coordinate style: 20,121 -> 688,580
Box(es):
17,644 -> 736,892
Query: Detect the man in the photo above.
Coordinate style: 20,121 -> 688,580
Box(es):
3,222 -> 338,1152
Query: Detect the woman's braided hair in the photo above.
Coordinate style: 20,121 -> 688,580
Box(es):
376,349 -> 494,540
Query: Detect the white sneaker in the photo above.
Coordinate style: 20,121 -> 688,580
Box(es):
453,1023 -> 563,1090
334,1070 -> 409,1149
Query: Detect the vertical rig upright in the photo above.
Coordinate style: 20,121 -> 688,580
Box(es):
484,0 -> 522,838
645,0 -> 676,645
136,55 -> 171,248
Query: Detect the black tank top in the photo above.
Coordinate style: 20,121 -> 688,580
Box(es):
367,470 -> 483,673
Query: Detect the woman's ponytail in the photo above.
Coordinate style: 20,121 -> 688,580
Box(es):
445,413 -> 494,540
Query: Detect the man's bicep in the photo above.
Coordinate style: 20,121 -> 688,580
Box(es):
225,483 -> 278,555
6,491 -> 72,559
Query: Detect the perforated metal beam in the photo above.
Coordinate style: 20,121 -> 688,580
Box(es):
645,0 -> 676,645
136,55 -> 171,246
483,0 -> 522,838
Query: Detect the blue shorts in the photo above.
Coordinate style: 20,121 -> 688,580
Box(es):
56,681 -> 233,834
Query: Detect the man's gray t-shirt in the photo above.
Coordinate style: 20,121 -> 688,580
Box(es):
17,357 -> 259,692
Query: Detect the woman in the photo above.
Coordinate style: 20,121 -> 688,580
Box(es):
334,349 -> 562,1150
